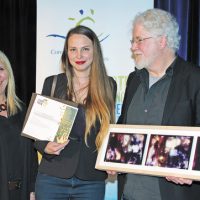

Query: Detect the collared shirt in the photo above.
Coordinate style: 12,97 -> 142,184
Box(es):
127,65 -> 173,125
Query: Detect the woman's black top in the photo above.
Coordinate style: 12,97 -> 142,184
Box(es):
35,73 -> 117,181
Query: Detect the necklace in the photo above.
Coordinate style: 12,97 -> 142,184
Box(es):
72,76 -> 89,103
73,86 -> 88,104
0,102 -> 7,112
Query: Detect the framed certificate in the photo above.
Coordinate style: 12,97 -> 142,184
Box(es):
95,124 -> 200,180
22,93 -> 78,143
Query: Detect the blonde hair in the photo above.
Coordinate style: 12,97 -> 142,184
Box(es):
0,50 -> 22,116
61,25 -> 115,150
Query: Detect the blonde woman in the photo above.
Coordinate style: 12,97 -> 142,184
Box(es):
0,50 -> 38,200
35,25 -> 116,200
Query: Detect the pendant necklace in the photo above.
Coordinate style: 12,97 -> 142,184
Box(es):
73,75 -> 89,104
0,102 -> 7,112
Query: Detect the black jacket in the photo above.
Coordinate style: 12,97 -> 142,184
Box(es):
0,107 -> 38,200
35,73 -> 117,181
118,57 -> 200,200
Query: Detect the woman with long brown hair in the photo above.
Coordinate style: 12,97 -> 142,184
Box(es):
35,25 -> 116,200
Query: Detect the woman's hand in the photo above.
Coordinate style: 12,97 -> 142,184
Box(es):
44,140 -> 69,155
107,170 -> 117,175
166,176 -> 192,185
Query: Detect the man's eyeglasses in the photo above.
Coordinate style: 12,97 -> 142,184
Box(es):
130,37 -> 153,45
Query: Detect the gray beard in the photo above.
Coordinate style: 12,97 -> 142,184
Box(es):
135,64 -> 145,70
135,61 -> 148,70
134,56 -> 156,70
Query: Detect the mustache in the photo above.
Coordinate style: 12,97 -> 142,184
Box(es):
131,53 -> 137,60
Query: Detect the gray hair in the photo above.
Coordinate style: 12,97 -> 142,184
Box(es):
133,8 -> 181,52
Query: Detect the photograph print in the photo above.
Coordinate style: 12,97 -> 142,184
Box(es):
104,132 -> 147,165
145,134 -> 193,169
192,137 -> 200,171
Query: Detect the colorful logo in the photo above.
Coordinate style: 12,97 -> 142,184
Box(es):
47,9 -> 109,42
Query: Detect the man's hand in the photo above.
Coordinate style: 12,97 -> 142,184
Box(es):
30,192 -> 35,200
166,176 -> 192,185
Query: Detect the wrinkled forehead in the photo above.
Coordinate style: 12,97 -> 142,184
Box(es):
132,22 -> 151,37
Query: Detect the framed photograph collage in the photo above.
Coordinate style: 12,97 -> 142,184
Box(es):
95,124 -> 200,180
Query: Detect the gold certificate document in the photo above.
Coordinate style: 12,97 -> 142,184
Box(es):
22,93 -> 78,143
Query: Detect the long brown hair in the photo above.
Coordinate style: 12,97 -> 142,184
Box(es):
61,25 -> 115,150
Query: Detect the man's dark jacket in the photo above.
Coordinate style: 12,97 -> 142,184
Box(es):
118,57 -> 200,200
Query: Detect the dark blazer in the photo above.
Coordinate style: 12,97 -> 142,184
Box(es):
0,107 -> 38,200
35,73 -> 117,181
118,56 -> 200,200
